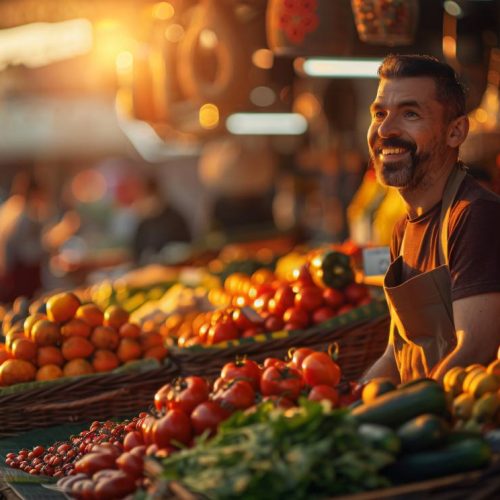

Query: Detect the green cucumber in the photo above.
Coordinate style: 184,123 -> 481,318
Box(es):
397,414 -> 449,452
352,380 -> 447,428
384,438 -> 492,483
358,423 -> 401,455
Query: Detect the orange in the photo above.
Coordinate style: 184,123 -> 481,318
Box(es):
90,326 -> 120,350
140,331 -> 164,351
143,345 -> 168,362
119,322 -> 141,339
63,358 -> 94,377
23,313 -> 47,338
0,344 -> 11,364
11,338 -> 37,362
61,318 -> 91,338
0,359 -> 37,386
103,305 -> 129,330
75,303 -> 104,327
92,349 -> 119,372
37,346 -> 64,367
5,330 -> 25,352
31,320 -> 62,346
116,338 -> 142,363
46,292 -> 81,323
36,364 -> 63,381
61,336 -> 95,361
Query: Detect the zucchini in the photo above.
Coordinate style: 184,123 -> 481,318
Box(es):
397,414 -> 449,452
358,423 -> 401,455
362,378 -> 397,404
352,380 -> 447,428
384,438 -> 492,483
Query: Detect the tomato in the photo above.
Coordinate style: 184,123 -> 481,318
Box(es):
267,298 -> 286,316
74,452 -> 116,475
273,284 -> 295,310
140,415 -> 157,445
207,320 -> 239,345
301,352 -> 341,387
153,409 -> 192,448
308,385 -> 340,406
248,283 -> 275,300
190,401 -> 230,436
163,376 -> 210,415
115,452 -> 143,478
123,431 -> 144,451
197,323 -> 210,343
252,292 -> 273,312
312,306 -> 336,325
337,304 -> 354,315
94,470 -> 137,499
263,357 -> 287,369
232,309 -> 255,331
282,307 -> 309,329
343,283 -> 369,305
220,358 -> 262,390
242,328 -> 262,338
213,380 -> 255,411
260,365 -> 305,400
288,347 -> 314,370
264,314 -> 284,333
294,286 -> 324,312
284,322 -> 305,331
322,288 -> 345,310
292,264 -> 313,284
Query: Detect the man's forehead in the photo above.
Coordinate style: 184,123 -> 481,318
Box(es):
374,76 -> 438,104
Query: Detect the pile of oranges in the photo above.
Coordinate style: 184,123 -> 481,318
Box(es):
0,292 -> 168,387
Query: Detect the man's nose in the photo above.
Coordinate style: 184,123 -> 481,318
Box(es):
377,114 -> 401,138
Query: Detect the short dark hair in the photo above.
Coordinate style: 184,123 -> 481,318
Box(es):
378,54 -> 467,121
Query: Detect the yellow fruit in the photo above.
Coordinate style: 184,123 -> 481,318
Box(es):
462,367 -> 486,394
465,363 -> 485,373
486,359 -> 500,378
468,372 -> 500,399
453,392 -> 475,420
472,392 -> 500,423
443,366 -> 467,396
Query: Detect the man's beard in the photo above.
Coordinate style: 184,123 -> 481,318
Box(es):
369,138 -> 437,190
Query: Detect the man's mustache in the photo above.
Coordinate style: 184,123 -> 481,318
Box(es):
372,138 -> 416,155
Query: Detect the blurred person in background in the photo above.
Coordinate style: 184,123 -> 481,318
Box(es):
131,174 -> 191,265
0,170 -> 49,302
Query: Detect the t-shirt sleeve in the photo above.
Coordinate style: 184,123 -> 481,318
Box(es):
449,199 -> 500,300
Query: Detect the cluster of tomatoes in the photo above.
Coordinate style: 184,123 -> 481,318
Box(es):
174,265 -> 370,347
4,347 -> 353,499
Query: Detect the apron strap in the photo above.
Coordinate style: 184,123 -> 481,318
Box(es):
438,163 -> 467,266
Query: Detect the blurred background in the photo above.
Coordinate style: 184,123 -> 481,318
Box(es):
1,0 -> 500,299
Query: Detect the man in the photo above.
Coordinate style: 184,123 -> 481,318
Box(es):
361,54 -> 500,384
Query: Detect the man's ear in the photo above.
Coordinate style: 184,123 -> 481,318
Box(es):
447,115 -> 469,148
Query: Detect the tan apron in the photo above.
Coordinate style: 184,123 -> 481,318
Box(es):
383,166 -> 467,383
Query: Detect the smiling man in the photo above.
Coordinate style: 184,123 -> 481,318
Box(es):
361,54 -> 500,384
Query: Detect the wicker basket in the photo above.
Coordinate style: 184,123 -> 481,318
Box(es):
0,360 -> 180,437
170,301 -> 390,381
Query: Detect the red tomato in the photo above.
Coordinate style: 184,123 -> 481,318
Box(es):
264,314 -> 284,333
190,401 -> 230,436
337,304 -> 354,315
292,264 -> 313,284
115,452 -> 143,478
123,431 -> 144,451
74,452 -> 116,475
208,320 -> 239,345
322,288 -> 345,310
263,357 -> 287,369
232,309 -> 255,331
308,385 -> 340,406
301,352 -> 341,387
198,323 -> 210,343
284,322 -> 306,331
343,283 -> 369,305
288,347 -> 314,370
273,284 -> 295,310
164,376 -> 210,415
260,365 -> 305,400
220,358 -> 262,390
140,415 -> 157,445
248,283 -> 275,300
213,380 -> 255,411
294,286 -> 324,312
267,298 -> 286,316
283,307 -> 309,329
153,409 -> 192,448
242,328 -> 262,338
252,292 -> 273,312
312,306 -> 336,325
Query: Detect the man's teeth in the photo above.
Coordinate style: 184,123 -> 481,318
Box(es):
381,148 -> 407,155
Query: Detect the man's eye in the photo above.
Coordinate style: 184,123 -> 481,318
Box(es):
404,110 -> 419,118
373,111 -> 385,119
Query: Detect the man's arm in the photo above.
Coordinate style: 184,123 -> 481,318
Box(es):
359,343 -> 401,385
431,293 -> 500,382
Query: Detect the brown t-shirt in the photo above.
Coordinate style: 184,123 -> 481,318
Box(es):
390,173 -> 500,301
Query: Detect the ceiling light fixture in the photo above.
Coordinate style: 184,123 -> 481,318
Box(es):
226,113 -> 308,135
297,57 -> 382,78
